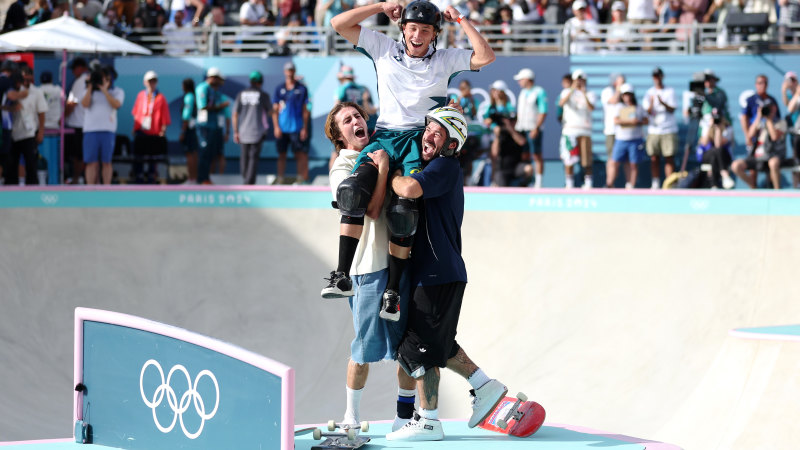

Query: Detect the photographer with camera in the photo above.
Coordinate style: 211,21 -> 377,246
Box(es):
739,75 -> 780,151
731,102 -> 787,189
558,69 -> 596,189
480,80 -> 532,187
81,65 -> 124,185
696,108 -> 735,189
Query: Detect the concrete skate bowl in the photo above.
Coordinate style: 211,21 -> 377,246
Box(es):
1,187 -> 798,449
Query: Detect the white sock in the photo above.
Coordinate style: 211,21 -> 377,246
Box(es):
565,177 -> 574,189
584,176 -> 593,188
419,408 -> 439,420
467,369 -> 491,390
534,176 -> 542,189
398,387 -> 416,397
651,179 -> 660,189
345,386 -> 363,421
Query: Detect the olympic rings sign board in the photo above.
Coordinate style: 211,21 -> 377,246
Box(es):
74,308 -> 295,449
139,360 -> 220,439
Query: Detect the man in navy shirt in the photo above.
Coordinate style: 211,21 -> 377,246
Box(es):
272,61 -> 310,184
740,74 -> 780,149
386,106 -> 508,441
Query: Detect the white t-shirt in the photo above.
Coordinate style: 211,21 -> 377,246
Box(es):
82,87 -> 125,133
615,104 -> 646,140
601,85 -> 622,135
357,27 -> 472,130
560,88 -> 597,136
563,17 -> 599,55
162,22 -> 195,55
239,1 -> 266,24
39,83 -> 63,130
627,0 -> 657,20
642,86 -> 678,135
329,149 -> 389,275
515,85 -> 547,131
66,73 -> 89,128
12,85 -> 48,142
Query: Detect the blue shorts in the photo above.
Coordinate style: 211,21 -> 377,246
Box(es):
612,138 -> 645,164
82,131 -> 115,164
276,131 -> 308,154
349,269 -> 409,365
353,129 -> 423,176
525,131 -> 543,155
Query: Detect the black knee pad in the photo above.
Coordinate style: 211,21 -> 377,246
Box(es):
386,194 -> 418,239
390,234 -> 414,248
341,214 -> 365,226
336,164 -> 378,218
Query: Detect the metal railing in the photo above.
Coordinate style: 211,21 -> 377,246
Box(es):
119,21 -> 799,56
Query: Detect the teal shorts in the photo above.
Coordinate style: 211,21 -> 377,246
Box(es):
353,128 -> 423,176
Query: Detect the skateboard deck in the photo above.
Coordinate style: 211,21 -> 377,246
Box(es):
310,435 -> 370,449
478,392 -> 546,437
310,420 -> 370,449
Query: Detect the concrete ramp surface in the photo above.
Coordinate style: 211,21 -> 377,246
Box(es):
0,188 -> 798,449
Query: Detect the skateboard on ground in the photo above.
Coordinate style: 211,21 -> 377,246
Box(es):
311,420 -> 370,449
478,392 -> 546,437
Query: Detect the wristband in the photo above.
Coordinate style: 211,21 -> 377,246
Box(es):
457,14 -> 465,24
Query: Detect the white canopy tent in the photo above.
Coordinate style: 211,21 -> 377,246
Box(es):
0,15 -> 152,183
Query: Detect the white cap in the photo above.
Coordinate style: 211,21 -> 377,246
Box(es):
143,70 -> 158,81
620,83 -> 634,94
611,1 -> 625,11
490,80 -> 509,91
206,67 -> 224,79
572,0 -> 588,10
513,68 -> 535,81
571,69 -> 586,80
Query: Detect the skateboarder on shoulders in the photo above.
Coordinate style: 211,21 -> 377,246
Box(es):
325,101 -> 419,431
385,105 -> 508,441
320,0 -> 495,326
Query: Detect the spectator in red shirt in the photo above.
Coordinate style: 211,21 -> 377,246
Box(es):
131,70 -> 171,183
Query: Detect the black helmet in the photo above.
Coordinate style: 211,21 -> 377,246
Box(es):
400,1 -> 443,32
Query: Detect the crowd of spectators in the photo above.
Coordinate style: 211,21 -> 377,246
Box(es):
0,57 -> 312,186
448,66 -> 799,189
3,0 -> 800,55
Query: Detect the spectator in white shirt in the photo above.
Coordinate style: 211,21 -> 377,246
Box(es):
81,66 -> 125,185
563,0 -> 599,54
558,69 -> 597,188
601,72 -> 629,183
642,67 -> 678,189
38,71 -> 62,130
162,10 -> 196,56
608,83 -> 648,188
8,67 -> 47,186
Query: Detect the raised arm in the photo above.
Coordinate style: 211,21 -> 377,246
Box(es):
331,2 -> 402,45
442,5 -> 495,70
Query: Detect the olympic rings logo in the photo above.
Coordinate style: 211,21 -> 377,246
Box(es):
139,359 -> 220,439
40,194 -> 59,205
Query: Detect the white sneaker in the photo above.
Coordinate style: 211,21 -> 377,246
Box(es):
342,412 -> 360,436
722,175 -> 735,190
386,415 -> 443,441
468,379 -> 507,428
625,182 -> 633,190
392,415 -> 412,432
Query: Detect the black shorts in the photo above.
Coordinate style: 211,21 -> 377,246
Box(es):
397,281 -> 465,377
65,128 -> 83,160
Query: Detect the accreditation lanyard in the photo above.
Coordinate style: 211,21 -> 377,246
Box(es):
140,89 -> 158,131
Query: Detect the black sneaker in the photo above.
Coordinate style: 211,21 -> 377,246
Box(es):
321,271 -> 354,299
379,289 -> 401,322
